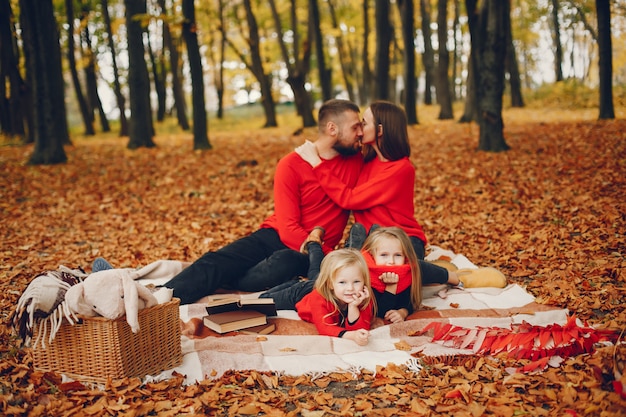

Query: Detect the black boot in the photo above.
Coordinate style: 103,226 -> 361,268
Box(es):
345,223 -> 367,249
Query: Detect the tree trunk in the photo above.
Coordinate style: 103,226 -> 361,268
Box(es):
466,0 -> 510,152
267,0 -> 314,127
436,0 -> 453,119
215,0 -> 226,119
80,7 -> 110,132
182,0 -> 211,150
230,0 -> 277,127
374,0 -> 392,100
101,0 -> 128,136
360,0 -> 372,105
125,0 -> 155,149
596,0 -> 614,120
420,0 -> 435,105
397,0 -> 418,125
458,49 -> 478,123
0,0 -> 27,137
156,0 -> 189,130
66,0 -> 94,136
550,0 -> 564,82
311,0 -> 331,102
146,30 -> 166,122
505,9 -> 524,108
20,0 -> 69,164
327,0 -> 356,103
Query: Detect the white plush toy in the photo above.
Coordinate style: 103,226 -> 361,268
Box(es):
64,269 -> 159,333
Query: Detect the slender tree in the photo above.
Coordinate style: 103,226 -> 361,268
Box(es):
436,0 -> 454,119
101,0 -> 128,136
225,0 -> 277,127
505,5 -> 524,108
80,3 -> 110,132
374,0 -> 392,100
125,0 -> 155,149
182,0 -> 211,149
397,0 -> 418,125
311,0 -> 332,102
596,0 -> 614,119
268,0 -> 315,127
420,0 -> 435,105
66,0 -> 95,136
156,0 -> 189,130
465,0 -> 510,152
20,0 -> 69,164
0,0 -> 27,137
550,0 -> 564,82
360,0 -> 372,104
327,0 -> 357,103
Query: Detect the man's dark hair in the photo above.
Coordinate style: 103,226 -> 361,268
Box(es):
318,99 -> 360,131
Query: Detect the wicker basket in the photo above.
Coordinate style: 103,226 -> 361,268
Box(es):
32,299 -> 182,383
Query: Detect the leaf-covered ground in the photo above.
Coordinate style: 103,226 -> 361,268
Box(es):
1,107 -> 625,416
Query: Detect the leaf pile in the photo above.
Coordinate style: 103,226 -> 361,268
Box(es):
1,108 -> 625,415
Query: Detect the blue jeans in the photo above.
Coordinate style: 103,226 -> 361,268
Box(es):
163,228 -> 308,304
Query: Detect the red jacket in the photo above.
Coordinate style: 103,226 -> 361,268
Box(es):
313,156 -> 427,245
261,151 -> 362,253
295,289 -> 374,337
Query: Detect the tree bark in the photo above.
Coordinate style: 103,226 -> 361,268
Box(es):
0,0 -> 27,137
20,0 -> 69,164
66,0 -> 94,136
156,0 -> 189,130
101,0 -> 128,136
80,6 -> 110,132
374,0 -> 392,100
125,0 -> 155,149
550,0 -> 564,82
466,0 -> 509,152
267,0 -> 314,127
182,0 -> 211,150
397,0 -> 418,125
327,0 -> 356,103
311,0 -> 332,102
420,0 -> 435,105
436,0 -> 453,119
505,9 -> 524,108
596,0 -> 614,119
360,0 -> 372,105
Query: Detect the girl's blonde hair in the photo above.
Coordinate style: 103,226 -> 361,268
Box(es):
361,226 -> 422,310
314,248 -> 375,316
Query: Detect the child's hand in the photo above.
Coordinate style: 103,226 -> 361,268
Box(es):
379,272 -> 399,284
349,286 -> 370,307
343,329 -> 370,346
384,309 -> 406,324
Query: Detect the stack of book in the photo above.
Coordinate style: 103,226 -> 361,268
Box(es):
203,297 -> 277,334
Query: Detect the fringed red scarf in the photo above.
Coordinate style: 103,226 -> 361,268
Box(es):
362,250 -> 413,293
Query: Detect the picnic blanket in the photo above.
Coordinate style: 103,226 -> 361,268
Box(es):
151,285 -> 568,385
134,248 -> 570,385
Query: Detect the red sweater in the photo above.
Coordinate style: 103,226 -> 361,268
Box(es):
313,157 -> 427,245
362,250 -> 412,294
261,151 -> 362,253
295,289 -> 374,337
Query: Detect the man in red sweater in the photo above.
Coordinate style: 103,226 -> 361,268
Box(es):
163,99 -> 364,304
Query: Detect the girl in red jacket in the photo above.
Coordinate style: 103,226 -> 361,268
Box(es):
295,248 -> 375,346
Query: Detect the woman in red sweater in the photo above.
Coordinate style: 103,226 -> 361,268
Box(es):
295,248 -> 375,346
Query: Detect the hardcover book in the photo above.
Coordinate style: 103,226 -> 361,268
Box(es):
202,310 -> 267,334
205,297 -> 277,317
238,322 -> 276,335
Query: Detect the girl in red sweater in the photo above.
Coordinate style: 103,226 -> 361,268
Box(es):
361,226 -> 422,324
295,248 -> 375,346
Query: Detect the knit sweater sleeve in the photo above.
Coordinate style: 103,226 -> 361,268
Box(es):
313,157 -> 414,211
296,290 -> 373,337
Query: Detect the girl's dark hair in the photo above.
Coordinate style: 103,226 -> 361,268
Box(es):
363,101 -> 411,163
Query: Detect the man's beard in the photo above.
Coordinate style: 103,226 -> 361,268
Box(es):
334,144 -> 360,156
